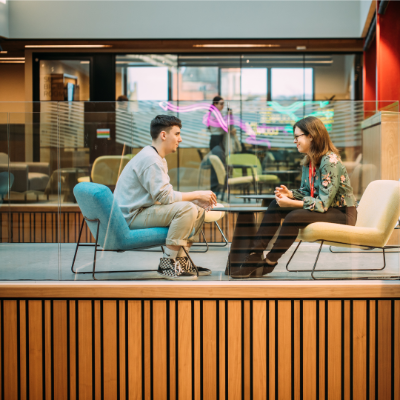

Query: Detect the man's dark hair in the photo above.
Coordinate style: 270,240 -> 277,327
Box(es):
150,115 -> 182,140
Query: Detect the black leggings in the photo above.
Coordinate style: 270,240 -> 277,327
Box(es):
230,200 -> 357,264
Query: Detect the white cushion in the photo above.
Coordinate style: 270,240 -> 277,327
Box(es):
204,202 -> 225,222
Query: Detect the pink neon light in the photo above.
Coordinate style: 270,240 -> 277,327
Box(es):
158,101 -> 271,148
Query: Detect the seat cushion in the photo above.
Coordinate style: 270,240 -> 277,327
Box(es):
298,222 -> 384,248
258,174 -> 279,183
28,172 -> 49,191
204,203 -> 225,222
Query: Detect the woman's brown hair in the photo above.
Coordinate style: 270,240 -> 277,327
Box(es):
293,116 -> 339,166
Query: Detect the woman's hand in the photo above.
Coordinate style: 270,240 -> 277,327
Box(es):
275,193 -> 295,208
274,185 -> 293,198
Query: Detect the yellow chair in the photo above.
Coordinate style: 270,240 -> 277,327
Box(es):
286,180 -> 400,280
209,155 -> 254,201
78,155 -> 133,188
226,153 -> 279,194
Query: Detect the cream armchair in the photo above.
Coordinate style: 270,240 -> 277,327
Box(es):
286,180 -> 400,280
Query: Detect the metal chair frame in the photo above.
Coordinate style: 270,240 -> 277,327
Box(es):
286,240 -> 400,280
190,221 -> 229,253
71,217 -> 199,280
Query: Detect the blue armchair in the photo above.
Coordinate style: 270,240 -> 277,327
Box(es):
72,182 -> 197,280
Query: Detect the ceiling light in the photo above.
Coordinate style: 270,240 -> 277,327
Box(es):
25,45 -> 112,48
80,61 -> 90,64
0,57 -> 25,60
193,44 -> 280,48
0,61 -> 25,64
296,46 -> 307,50
246,60 -> 249,63
0,51 -> 7,54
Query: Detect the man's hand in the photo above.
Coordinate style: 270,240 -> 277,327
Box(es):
275,193 -> 295,208
194,190 -> 217,209
274,185 -> 293,198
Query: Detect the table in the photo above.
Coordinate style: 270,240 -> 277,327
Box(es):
236,194 -> 275,207
212,206 -> 269,274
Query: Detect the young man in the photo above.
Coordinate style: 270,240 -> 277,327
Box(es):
114,115 -> 217,280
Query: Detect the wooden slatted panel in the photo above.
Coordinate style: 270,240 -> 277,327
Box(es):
293,300 -> 301,400
103,300 -> 117,399
3,300 -> 18,399
193,301 -> 201,400
78,300 -> 92,399
118,300 -> 126,400
169,300 -> 176,400
353,301 -> 367,400
303,300 -> 317,400
203,301 -> 217,399
127,300 -> 142,400
252,300 -> 267,400
219,300 -> 226,400
153,300 -> 167,400
69,301 -> 77,400
53,300 -> 68,400
377,300 -> 392,400
268,300 -> 276,400
20,301 -> 28,400
28,300 -> 43,400
327,300 -> 342,400
228,300 -> 242,400
278,300 -> 292,400
177,300 -> 192,400
1,297 -> 400,399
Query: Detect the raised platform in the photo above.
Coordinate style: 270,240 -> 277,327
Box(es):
1,281 -> 399,399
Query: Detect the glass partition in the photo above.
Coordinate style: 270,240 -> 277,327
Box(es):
0,101 -> 399,281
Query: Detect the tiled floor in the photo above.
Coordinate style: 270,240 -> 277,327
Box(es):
1,242 -> 399,281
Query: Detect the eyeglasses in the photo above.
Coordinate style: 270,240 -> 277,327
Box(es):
293,133 -> 307,142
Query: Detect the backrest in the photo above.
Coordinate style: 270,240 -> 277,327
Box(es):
0,153 -> 9,164
73,182 -> 130,249
226,153 -> 261,178
356,180 -> 400,242
209,155 -> 226,186
349,163 -> 377,199
91,155 -> 131,186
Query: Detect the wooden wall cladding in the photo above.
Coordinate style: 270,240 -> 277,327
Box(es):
1,298 -> 400,400
0,207 -> 236,244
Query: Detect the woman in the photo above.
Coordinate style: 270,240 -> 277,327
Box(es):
207,95 -> 242,156
230,116 -> 357,278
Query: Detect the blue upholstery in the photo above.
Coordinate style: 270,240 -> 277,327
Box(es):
73,182 -> 169,250
0,172 -> 14,203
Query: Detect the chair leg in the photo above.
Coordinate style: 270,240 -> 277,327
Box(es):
189,230 -> 209,253
285,241 -> 303,272
311,246 -> 396,280
190,221 -> 229,252
287,240 -> 391,278
71,218 -> 86,273
92,220 -> 101,280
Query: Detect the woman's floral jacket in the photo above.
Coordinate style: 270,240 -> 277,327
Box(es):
291,152 -> 357,213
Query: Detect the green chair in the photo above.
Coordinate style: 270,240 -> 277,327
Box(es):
226,153 -> 279,194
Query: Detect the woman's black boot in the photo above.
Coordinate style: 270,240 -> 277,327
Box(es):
230,252 -> 266,279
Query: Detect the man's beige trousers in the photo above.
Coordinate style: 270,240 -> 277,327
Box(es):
129,201 -> 205,246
